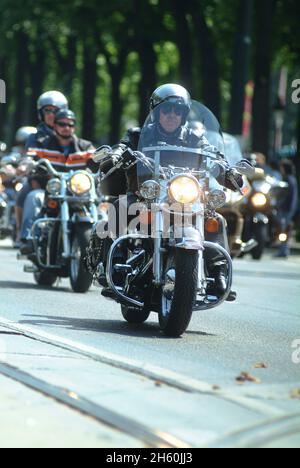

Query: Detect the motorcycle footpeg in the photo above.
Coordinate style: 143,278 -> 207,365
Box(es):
17,253 -> 27,261
113,264 -> 133,274
101,286 -> 123,302
23,264 -> 38,274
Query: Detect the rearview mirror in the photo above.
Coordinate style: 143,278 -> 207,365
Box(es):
233,160 -> 256,178
93,145 -> 112,163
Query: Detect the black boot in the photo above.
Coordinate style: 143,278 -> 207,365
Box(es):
206,264 -> 228,298
207,265 -> 237,301
19,240 -> 34,255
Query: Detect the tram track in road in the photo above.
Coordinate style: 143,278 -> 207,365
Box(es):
0,316 -> 287,419
0,360 -> 190,449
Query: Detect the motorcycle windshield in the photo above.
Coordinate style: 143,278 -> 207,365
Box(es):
137,100 -> 226,192
223,133 -> 243,167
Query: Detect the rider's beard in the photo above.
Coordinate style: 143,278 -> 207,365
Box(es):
56,131 -> 73,141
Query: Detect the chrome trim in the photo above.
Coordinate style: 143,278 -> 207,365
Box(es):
194,241 -> 233,311
106,234 -> 148,308
153,210 -> 163,285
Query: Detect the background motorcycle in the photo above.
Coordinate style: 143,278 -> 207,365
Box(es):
19,159 -> 99,292
218,134 -> 255,258
0,160 -> 23,242
241,172 -> 289,260
88,101 -> 255,337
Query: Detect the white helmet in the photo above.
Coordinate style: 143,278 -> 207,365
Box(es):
15,127 -> 37,145
37,91 -> 69,120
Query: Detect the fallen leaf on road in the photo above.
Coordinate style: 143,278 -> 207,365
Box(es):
254,362 -> 268,369
212,385 -> 221,391
236,372 -> 261,384
290,389 -> 300,400
154,380 -> 163,387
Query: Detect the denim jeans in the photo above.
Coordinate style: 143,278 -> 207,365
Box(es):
20,189 -> 45,240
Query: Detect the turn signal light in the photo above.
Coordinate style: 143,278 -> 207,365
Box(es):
205,218 -> 220,233
48,200 -> 58,210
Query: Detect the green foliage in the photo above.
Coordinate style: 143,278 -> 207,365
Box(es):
0,0 -> 297,144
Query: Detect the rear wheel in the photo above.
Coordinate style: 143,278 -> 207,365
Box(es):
159,249 -> 198,338
121,306 -> 151,324
70,225 -> 93,293
34,271 -> 57,287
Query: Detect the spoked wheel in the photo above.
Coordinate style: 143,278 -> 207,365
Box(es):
34,271 -> 57,287
70,225 -> 93,293
159,250 -> 198,338
121,305 -> 151,324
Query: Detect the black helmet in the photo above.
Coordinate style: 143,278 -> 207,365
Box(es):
37,91 -> 68,121
55,109 -> 76,123
150,84 -> 192,123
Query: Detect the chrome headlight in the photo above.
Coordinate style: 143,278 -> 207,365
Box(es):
251,192 -> 267,208
168,175 -> 200,205
140,180 -> 160,201
68,172 -> 92,195
46,178 -> 61,196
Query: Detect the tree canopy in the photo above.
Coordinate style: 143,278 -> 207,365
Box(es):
0,0 -> 299,156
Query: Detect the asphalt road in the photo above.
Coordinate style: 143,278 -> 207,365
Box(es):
0,239 -> 299,447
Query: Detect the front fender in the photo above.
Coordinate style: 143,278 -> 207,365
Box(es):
174,226 -> 203,250
253,213 -> 269,225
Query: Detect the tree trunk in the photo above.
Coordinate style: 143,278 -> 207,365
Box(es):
108,49 -> 127,143
81,40 -> 97,142
12,32 -> 29,141
28,44 -> 46,125
0,57 -> 8,140
172,0 -> 194,92
190,0 -> 221,120
229,0 -> 254,135
252,0 -> 277,157
138,40 -> 157,125
63,36 -> 77,96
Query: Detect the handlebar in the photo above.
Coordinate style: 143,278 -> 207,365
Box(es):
34,159 -> 60,178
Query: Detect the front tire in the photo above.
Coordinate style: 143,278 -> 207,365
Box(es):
70,225 -> 93,293
251,223 -> 268,260
159,249 -> 198,338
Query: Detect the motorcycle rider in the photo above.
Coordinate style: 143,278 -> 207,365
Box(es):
19,109 -> 96,254
275,159 -> 299,258
16,91 -> 69,245
97,84 -> 243,298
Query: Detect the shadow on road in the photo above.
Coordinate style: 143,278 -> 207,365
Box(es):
0,280 -> 70,293
0,245 -> 14,251
19,313 -> 216,339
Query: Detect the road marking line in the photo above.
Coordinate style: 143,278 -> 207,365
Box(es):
0,316 -> 286,418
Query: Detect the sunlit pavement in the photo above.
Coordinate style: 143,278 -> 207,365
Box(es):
0,239 -> 299,448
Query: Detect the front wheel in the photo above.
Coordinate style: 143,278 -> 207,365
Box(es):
70,225 -> 93,293
159,249 -> 198,338
251,223 -> 268,260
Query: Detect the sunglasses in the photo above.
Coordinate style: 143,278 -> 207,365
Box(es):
161,103 -> 185,116
56,122 -> 75,128
43,108 -> 58,114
